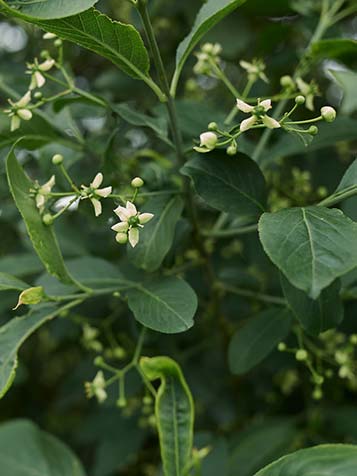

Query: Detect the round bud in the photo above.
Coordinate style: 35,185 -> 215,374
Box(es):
143,395 -> 153,406
34,91 -> 43,100
278,342 -> 287,352
321,106 -> 336,123
94,356 -> 104,366
113,291 -> 121,298
116,232 -> 128,244
280,75 -> 295,89
116,397 -> 127,408
314,375 -> 324,386
52,153 -> 64,165
202,43 -> 214,54
227,144 -> 237,156
54,39 -> 63,48
131,177 -> 144,188
295,349 -> 308,361
295,95 -> 306,105
308,125 -> 318,136
42,214 -> 54,226
208,122 -> 218,131
350,334 -> 357,345
312,387 -> 323,400
40,50 -> 50,59
339,365 -> 350,379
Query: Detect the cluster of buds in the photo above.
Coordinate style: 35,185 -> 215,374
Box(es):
240,58 -> 268,83
82,323 -> 103,353
84,371 -> 107,403
193,42 -> 222,76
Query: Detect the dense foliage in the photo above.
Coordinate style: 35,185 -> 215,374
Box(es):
1,0 -> 357,475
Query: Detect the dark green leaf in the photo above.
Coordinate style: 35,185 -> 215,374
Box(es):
4,0 -> 98,19
259,206 -> 357,299
181,152 -> 267,220
140,356 -> 194,476
128,195 -> 184,272
228,308 -> 293,375
254,444 -> 357,476
331,70 -> 357,115
281,275 -> 343,336
337,158 -> 357,192
311,39 -> 357,66
0,273 -> 28,292
0,419 -> 86,475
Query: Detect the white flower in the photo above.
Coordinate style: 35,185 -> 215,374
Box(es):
112,201 -> 154,248
4,91 -> 33,131
81,173 -> 112,217
296,77 -> 319,111
26,58 -> 56,90
53,195 -> 80,213
33,175 -> 55,212
194,132 -> 218,153
43,32 -> 57,40
84,371 -> 107,403
240,58 -> 268,83
236,98 -> 281,132
194,43 -> 222,76
320,106 -> 336,123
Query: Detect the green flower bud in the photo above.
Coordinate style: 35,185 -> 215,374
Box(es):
321,106 -> 336,122
34,91 -> 43,100
117,397 -> 127,408
13,286 -> 44,310
227,143 -> 238,156
280,75 -> 295,89
208,122 -> 218,131
308,125 -> 318,135
295,349 -> 308,361
40,49 -> 50,59
295,95 -> 306,105
42,213 -> 54,225
278,342 -> 287,352
52,153 -> 64,165
54,39 -> 63,48
312,387 -> 323,400
94,356 -> 104,366
314,375 -> 324,386
116,232 -> 128,244
131,177 -> 144,188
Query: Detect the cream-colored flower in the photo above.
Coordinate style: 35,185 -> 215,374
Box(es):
296,77 -> 319,111
81,173 -> 112,217
240,58 -> 268,83
112,201 -> 154,248
33,175 -> 55,212
193,131 -> 218,153
26,58 -> 56,90
4,91 -> 33,131
236,98 -> 281,132
84,371 -> 107,403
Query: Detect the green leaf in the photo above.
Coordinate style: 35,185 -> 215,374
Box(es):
331,69 -> 357,115
6,142 -> 75,285
259,206 -> 357,299
0,419 -> 86,475
337,159 -> 357,192
127,276 -> 197,334
172,0 -> 247,94
0,303 -> 59,399
254,444 -> 357,476
4,0 -> 98,19
128,196 -> 184,272
281,275 -> 343,336
140,356 -> 194,476
0,253 -> 43,277
0,3 -> 150,80
228,308 -> 293,375
311,39 -> 357,66
0,273 -> 28,292
181,152 -> 267,220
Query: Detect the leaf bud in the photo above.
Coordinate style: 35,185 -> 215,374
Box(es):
13,286 -> 44,310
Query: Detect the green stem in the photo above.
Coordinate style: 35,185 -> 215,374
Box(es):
317,185 -> 357,207
203,223 -> 258,238
221,283 -> 286,306
59,164 -> 80,194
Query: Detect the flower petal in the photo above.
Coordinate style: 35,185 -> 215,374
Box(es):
10,115 -> 21,132
36,194 -> 45,209
236,98 -> 254,113
138,213 -> 154,225
91,198 -> 102,217
114,205 -> 130,221
240,115 -> 257,132
17,91 -> 31,107
38,59 -> 55,72
262,115 -> 281,129
111,222 -> 129,233
34,71 -> 46,88
126,201 -> 137,217
17,109 -> 32,121
260,99 -> 272,111
96,186 -> 112,198
128,228 -> 139,248
91,172 -> 103,189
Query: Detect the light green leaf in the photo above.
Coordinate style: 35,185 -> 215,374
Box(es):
181,152 -> 267,220
0,3 -> 150,80
259,206 -> 357,299
128,195 -> 184,272
4,0 -> 98,19
171,0 -> 247,94
0,273 -> 28,292
331,69 -> 357,115
127,276 -> 197,334
6,142 -> 75,285
0,419 -> 86,475
140,356 -> 194,476
228,308 -> 293,375
281,275 -> 343,336
254,444 -> 357,476
311,39 -> 357,66
337,158 -> 357,192
0,303 -> 59,399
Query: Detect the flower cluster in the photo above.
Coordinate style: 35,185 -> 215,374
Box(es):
240,58 -> 268,83
84,371 -> 107,403
236,98 -> 280,131
280,75 -> 320,111
193,42 -> 222,76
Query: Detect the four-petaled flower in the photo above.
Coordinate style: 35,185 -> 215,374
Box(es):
81,173 -> 112,217
112,201 -> 154,248
26,58 -> 56,90
33,175 -> 55,212
84,371 -> 107,403
239,58 -> 268,83
236,98 -> 281,132
4,91 -> 33,131
296,77 -> 319,111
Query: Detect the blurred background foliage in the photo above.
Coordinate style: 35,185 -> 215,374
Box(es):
0,1 -> 357,475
